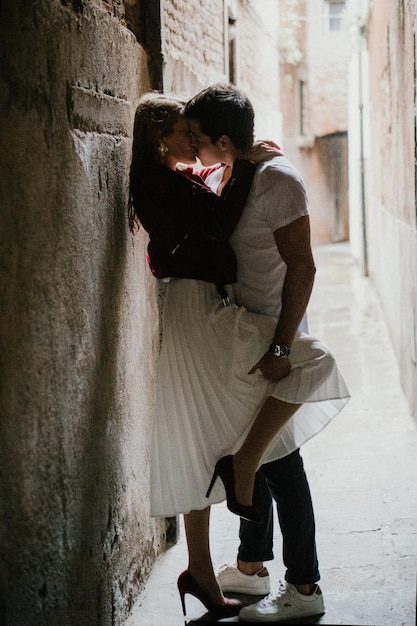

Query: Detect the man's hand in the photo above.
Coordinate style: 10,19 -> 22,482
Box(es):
248,352 -> 291,380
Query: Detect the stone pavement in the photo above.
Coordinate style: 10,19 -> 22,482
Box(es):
127,243 -> 417,626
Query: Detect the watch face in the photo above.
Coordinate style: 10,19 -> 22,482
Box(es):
269,343 -> 289,357
273,345 -> 289,357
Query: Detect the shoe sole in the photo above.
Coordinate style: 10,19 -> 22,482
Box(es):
221,587 -> 270,595
239,609 -> 325,623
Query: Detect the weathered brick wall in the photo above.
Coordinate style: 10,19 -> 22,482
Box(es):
162,0 -> 281,137
366,0 -> 417,415
307,0 -> 350,137
0,1 -> 165,624
235,0 -> 281,138
163,0 -> 226,93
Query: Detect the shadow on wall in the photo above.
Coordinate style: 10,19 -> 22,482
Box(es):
315,131 -> 350,244
0,1 -> 161,624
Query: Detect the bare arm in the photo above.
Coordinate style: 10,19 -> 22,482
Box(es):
248,215 -> 316,379
272,215 -> 316,344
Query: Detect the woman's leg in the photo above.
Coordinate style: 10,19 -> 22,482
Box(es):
233,397 -> 301,507
184,507 -> 226,605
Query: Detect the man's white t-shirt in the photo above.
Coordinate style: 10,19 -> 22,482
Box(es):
204,156 -> 309,326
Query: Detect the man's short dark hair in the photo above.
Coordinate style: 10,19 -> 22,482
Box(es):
184,83 -> 254,151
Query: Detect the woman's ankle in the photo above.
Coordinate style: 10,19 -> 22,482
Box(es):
233,451 -> 258,475
231,455 -> 256,506
188,567 -> 225,602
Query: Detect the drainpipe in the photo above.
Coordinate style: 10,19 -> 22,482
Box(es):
358,47 -> 368,276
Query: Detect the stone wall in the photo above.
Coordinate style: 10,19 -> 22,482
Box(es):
0,1 -> 165,624
365,1 -> 417,415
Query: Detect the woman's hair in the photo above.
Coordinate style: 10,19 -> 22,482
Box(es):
128,92 -> 185,232
184,83 -> 254,152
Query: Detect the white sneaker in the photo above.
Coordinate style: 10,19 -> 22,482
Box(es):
239,580 -> 325,622
216,563 -> 271,595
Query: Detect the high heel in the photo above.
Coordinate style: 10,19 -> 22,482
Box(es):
177,569 -> 241,619
206,455 -> 262,523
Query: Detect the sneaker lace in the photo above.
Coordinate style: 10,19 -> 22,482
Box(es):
261,580 -> 287,606
217,563 -> 236,574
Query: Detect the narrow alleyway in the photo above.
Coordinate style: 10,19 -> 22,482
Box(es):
127,243 -> 417,626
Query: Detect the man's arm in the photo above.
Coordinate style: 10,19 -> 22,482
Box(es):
248,215 -> 316,380
272,214 -> 316,344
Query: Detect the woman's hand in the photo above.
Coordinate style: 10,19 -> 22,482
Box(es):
248,140 -> 284,164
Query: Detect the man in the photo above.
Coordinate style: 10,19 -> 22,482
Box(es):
184,84 -> 325,623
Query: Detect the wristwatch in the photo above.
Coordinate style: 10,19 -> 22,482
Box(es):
268,343 -> 290,358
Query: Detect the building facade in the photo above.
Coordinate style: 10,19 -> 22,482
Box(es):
360,0 -> 417,415
278,0 -> 351,246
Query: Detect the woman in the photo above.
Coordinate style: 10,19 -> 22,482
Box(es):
129,93 -> 349,619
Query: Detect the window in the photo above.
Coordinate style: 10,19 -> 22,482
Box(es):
329,0 -> 345,31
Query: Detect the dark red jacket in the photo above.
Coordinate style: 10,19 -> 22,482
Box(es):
132,160 -> 256,285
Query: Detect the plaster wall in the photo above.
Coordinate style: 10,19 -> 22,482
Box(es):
0,1 -> 165,624
280,135 -> 348,247
365,0 -> 417,414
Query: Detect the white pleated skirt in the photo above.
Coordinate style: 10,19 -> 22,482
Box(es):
150,279 -> 350,517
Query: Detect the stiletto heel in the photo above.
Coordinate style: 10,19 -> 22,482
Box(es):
177,569 -> 241,620
206,455 -> 262,523
205,470 -> 218,498
179,586 -> 186,616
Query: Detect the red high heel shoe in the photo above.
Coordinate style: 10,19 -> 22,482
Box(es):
206,455 -> 262,523
177,569 -> 241,619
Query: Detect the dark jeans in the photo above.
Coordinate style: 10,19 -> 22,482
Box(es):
237,449 -> 320,585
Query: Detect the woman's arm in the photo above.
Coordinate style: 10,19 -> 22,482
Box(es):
248,140 -> 283,163
180,159 -> 257,240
